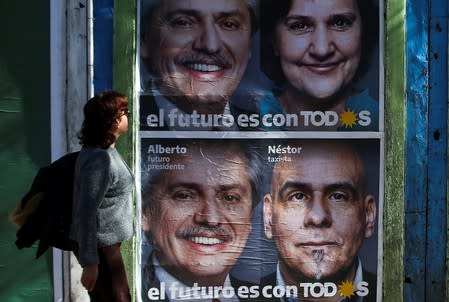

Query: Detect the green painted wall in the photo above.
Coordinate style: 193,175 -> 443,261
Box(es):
114,0 -> 137,300
384,1 -> 406,301
0,2 -> 53,301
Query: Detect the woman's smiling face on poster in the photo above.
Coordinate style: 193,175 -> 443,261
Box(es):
273,0 -> 362,100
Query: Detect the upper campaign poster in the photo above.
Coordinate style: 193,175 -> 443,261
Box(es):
138,0 -> 381,132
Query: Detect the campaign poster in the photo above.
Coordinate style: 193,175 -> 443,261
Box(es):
137,0 -> 383,301
138,137 -> 381,301
138,0 -> 381,132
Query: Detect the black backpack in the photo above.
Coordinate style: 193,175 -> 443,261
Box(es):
13,152 -> 79,258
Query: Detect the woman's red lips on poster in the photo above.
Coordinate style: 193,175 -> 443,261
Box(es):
303,62 -> 340,74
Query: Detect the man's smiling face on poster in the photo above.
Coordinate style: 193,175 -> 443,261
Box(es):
141,0 -> 253,111
142,144 -> 253,286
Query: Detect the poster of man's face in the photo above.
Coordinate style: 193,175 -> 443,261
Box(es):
261,139 -> 379,300
265,141 -> 376,272
140,0 -> 255,114
139,138 -> 381,301
139,0 -> 381,132
140,139 -> 263,300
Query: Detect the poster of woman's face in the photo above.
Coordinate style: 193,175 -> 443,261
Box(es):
260,0 -> 380,131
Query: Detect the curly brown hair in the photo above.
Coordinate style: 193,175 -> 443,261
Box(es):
78,91 -> 128,148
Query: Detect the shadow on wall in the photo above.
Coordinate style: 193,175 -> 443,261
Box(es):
0,1 -> 53,302
0,1 -> 51,166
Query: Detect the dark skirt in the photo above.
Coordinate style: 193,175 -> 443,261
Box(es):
75,243 -> 131,302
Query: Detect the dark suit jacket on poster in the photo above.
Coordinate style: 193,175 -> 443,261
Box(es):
259,270 -> 377,302
139,94 -> 257,131
141,260 -> 257,302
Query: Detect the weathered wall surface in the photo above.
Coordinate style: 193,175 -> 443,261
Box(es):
0,2 -> 52,301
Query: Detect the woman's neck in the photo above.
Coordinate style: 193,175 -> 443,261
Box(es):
110,133 -> 121,148
278,85 -> 352,114
276,85 -> 355,131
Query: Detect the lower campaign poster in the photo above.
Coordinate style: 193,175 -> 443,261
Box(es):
138,137 -> 381,301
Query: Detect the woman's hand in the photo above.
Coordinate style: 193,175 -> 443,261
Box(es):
81,264 -> 98,291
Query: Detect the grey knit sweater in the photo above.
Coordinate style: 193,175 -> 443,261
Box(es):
70,146 -> 134,266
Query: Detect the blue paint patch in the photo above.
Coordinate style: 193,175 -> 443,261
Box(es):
426,1 -> 448,299
405,0 -> 448,300
94,0 -> 114,93
404,1 -> 429,301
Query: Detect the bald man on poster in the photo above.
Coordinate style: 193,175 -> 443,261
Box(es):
262,140 -> 378,302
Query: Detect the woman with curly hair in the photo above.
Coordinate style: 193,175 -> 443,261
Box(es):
70,91 -> 134,301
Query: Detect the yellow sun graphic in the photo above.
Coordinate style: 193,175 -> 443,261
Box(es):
339,280 -> 356,298
340,110 -> 358,128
